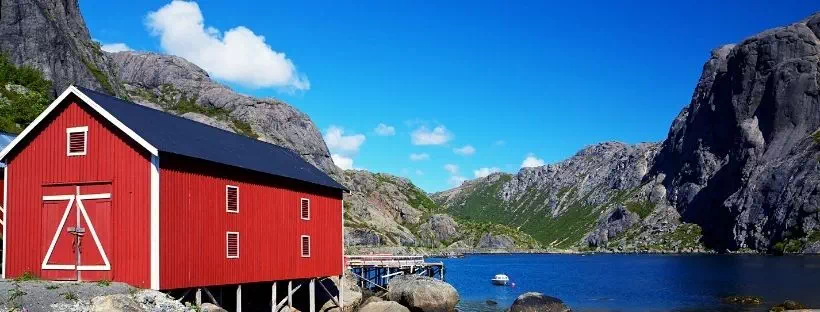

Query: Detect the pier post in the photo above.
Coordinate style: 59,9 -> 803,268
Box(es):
271,282 -> 277,312
195,288 -> 202,305
288,280 -> 293,308
236,285 -> 242,312
338,275 -> 344,310
309,278 -> 316,312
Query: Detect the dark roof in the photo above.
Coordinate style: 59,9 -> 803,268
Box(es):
76,87 -> 345,191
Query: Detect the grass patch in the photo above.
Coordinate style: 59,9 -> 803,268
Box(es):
625,200 -> 653,219
96,279 -> 111,287
81,58 -> 114,95
13,271 -> 39,282
61,290 -> 78,301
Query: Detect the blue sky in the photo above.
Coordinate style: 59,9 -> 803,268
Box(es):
82,0 -> 819,192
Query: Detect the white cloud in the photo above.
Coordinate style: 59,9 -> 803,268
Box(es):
409,153 -> 430,161
411,126 -> 453,145
374,123 -> 396,136
474,167 -> 500,178
331,154 -> 354,170
100,43 -> 131,53
146,1 -> 309,90
448,175 -> 467,186
453,145 -> 476,156
415,169 -> 424,176
443,164 -> 459,175
521,153 -> 546,168
324,126 -> 365,154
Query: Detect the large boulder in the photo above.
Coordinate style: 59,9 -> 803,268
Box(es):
200,303 -> 228,312
359,301 -> 411,312
509,292 -> 571,312
387,275 -> 459,312
91,294 -> 142,312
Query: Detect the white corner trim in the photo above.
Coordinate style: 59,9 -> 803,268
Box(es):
66,126 -> 88,157
2,164 -> 7,279
150,155 -> 160,290
226,185 -> 239,213
301,235 -> 311,258
226,231 -> 240,259
0,86 -> 158,161
300,198 -> 310,220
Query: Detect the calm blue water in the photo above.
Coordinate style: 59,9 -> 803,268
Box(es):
429,254 -> 820,312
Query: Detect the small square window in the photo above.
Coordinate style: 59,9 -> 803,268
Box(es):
300,198 -> 310,220
226,185 -> 239,213
66,126 -> 88,156
301,235 -> 311,258
226,232 -> 239,259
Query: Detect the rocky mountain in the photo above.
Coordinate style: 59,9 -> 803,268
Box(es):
0,0 -> 123,97
435,13 -> 820,253
343,170 -> 539,251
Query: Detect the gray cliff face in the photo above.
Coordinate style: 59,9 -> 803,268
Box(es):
0,0 -> 122,96
107,51 -> 342,181
650,14 -> 820,251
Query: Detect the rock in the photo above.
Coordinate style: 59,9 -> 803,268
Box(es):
417,214 -> 460,245
90,294 -> 142,312
509,292 -> 571,312
722,295 -> 763,305
0,0 -> 125,96
181,112 -> 236,133
344,228 -> 383,246
359,301 -> 411,312
320,273 -> 363,312
387,275 -> 459,312
476,233 -> 516,249
585,206 -> 640,247
770,300 -> 808,312
802,241 -> 820,254
649,13 -> 820,251
361,295 -> 384,307
486,300 -> 498,305
200,303 -> 228,312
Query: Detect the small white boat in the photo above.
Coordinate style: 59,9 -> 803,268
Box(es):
491,274 -> 509,285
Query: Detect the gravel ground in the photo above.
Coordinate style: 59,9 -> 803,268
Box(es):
0,279 -> 193,312
0,279 -> 131,311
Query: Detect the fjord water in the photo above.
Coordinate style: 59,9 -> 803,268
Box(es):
430,254 -> 820,312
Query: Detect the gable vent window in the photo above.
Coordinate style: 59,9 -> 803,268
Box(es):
226,232 -> 239,259
226,185 -> 239,213
300,198 -> 310,220
66,126 -> 88,156
301,235 -> 311,258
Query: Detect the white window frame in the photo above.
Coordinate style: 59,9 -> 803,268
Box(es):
66,126 -> 88,156
225,185 -> 239,213
300,198 -> 310,220
226,231 -> 239,259
300,235 -> 311,258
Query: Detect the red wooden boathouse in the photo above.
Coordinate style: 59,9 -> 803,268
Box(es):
0,86 -> 346,311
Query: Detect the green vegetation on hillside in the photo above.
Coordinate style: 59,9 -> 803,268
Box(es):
0,54 -> 52,133
459,220 -> 541,249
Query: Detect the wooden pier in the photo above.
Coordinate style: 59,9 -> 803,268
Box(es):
346,255 -> 445,291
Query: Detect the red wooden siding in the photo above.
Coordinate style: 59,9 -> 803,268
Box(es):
5,97 -> 152,288
159,154 -> 343,290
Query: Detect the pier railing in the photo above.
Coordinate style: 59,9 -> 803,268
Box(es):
345,255 -> 444,290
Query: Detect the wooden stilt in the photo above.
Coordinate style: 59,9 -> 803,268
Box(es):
274,284 -> 302,311
203,288 -> 218,305
272,282 -> 277,312
309,279 -> 316,312
236,285 -> 242,312
338,275 -> 344,310
288,280 -> 293,308
195,288 -> 202,305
